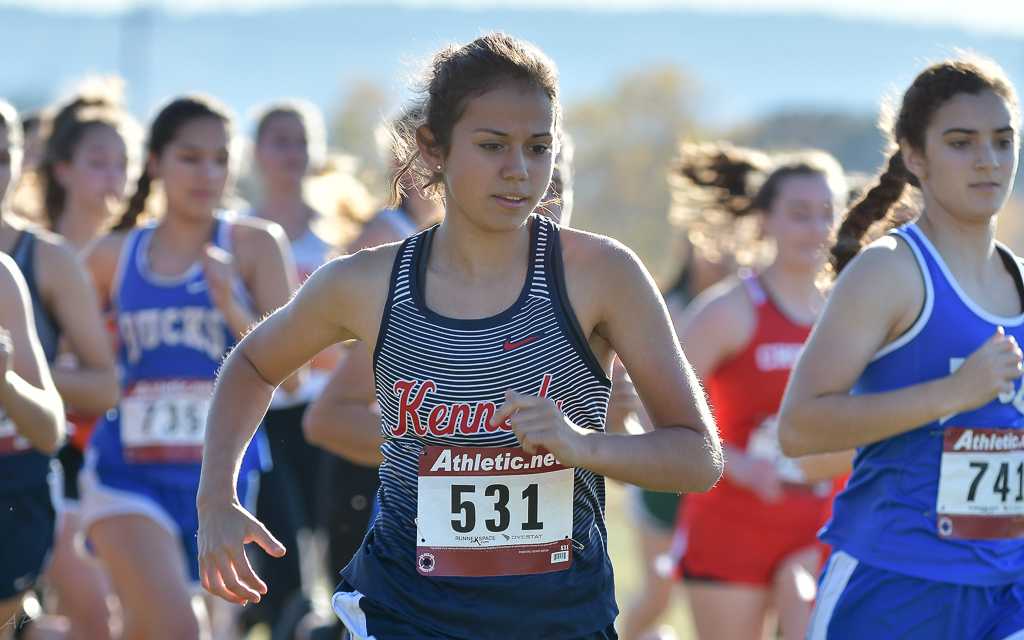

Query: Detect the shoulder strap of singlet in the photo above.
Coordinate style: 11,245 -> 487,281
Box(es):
111,226 -> 148,308
870,224 -> 936,361
739,269 -> 767,307
210,214 -> 256,312
529,215 -> 552,297
394,228 -> 424,308
212,214 -> 230,251
996,244 -> 1024,312
10,229 -> 34,282
544,215 -> 609,382
370,230 -> 421,369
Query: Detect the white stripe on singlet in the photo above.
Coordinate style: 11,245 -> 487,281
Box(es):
807,550 -> 859,640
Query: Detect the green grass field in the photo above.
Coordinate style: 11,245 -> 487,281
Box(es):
604,480 -> 696,640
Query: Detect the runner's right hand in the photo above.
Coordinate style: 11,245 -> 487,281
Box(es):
727,452 -> 784,503
949,327 -> 1023,413
197,499 -> 286,605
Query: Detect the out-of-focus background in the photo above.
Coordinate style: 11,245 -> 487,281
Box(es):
4,2 -> 1022,637
4,0 -> 1024,280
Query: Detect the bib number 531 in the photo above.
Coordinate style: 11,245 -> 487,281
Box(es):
450,483 -> 543,533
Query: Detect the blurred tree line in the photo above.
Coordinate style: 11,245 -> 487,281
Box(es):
325,63 -> 1024,276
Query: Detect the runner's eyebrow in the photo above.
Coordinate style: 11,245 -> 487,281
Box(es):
473,128 -> 553,139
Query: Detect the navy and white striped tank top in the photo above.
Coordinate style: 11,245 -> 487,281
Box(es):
342,214 -> 617,639
0,230 -> 60,490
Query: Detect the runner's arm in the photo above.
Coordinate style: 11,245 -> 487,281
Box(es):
303,343 -> 385,466
233,222 -> 304,394
0,254 -> 65,453
778,240 -> 1004,456
199,256 -> 360,505
43,240 -> 119,414
578,241 -> 723,492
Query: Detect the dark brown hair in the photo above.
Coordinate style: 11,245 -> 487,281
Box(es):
39,87 -> 135,230
387,32 -> 561,206
669,141 -> 845,268
113,95 -> 232,231
831,54 -> 1020,275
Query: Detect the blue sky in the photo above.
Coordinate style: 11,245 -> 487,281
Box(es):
4,0 -> 1024,35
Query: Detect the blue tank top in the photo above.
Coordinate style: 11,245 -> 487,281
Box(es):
0,230 -> 60,491
822,223 -> 1024,586
342,215 -> 617,638
89,215 -> 262,489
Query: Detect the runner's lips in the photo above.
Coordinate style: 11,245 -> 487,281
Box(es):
493,194 -> 530,208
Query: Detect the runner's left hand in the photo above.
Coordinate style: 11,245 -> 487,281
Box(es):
492,390 -> 591,466
202,244 -> 239,316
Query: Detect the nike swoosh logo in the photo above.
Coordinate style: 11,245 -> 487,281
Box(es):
503,334 -> 543,351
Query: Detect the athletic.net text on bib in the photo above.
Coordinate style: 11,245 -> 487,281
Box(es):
416,445 -> 574,577
937,427 -> 1024,539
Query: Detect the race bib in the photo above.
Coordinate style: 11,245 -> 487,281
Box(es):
936,427 -> 1024,540
0,409 -> 31,455
415,446 -> 575,577
120,380 -> 213,464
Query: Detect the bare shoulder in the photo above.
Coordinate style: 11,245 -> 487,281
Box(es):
0,251 -> 32,327
835,233 -> 922,302
558,227 -> 647,282
320,240 -> 402,286
84,231 -> 130,277
348,214 -> 409,253
229,215 -> 288,252
30,228 -> 81,271
304,240 -> 402,342
674,275 -> 754,353
682,276 -> 750,327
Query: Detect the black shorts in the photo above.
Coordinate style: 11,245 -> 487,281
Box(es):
56,444 -> 84,501
333,578 -> 619,640
0,483 -> 55,599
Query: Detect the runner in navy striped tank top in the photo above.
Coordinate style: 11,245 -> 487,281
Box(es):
198,33 -> 723,639
0,102 -> 66,636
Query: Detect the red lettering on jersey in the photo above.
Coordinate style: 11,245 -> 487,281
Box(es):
449,403 -> 473,434
537,373 -> 553,398
393,379 -> 436,436
469,402 -> 496,434
391,377 -> 556,436
427,404 -> 453,436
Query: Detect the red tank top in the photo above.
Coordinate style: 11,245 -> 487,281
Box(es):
689,273 -> 829,522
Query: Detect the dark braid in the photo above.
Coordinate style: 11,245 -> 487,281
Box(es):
830,152 -> 912,274
113,170 -> 151,231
